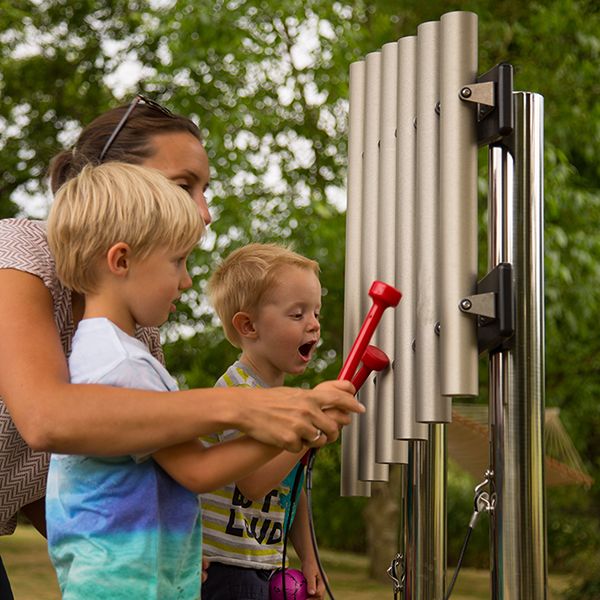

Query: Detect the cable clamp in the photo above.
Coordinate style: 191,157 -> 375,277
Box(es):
387,553 -> 404,599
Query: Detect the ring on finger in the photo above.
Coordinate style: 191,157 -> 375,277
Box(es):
311,428 -> 322,442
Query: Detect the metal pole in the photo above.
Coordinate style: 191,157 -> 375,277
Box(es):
489,91 -> 546,599
429,424 -> 447,598
404,439 -> 430,599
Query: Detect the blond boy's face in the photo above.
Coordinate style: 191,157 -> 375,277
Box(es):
121,245 -> 193,331
243,265 -> 321,387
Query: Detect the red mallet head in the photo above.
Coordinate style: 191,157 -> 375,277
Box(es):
351,345 -> 390,392
269,568 -> 308,600
339,280 -> 402,382
368,280 -> 402,308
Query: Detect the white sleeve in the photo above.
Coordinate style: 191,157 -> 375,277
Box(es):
96,357 -> 174,391
96,357 -> 173,463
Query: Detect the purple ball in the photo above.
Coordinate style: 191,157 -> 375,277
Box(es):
269,568 -> 309,600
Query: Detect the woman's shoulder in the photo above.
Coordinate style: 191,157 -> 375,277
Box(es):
0,218 -> 51,264
0,217 -> 48,238
0,217 -> 67,314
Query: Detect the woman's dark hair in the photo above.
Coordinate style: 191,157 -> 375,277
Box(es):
48,103 -> 202,193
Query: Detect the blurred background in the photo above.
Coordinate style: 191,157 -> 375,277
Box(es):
1,0 -> 598,598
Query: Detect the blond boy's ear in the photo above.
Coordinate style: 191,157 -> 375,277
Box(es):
106,242 -> 132,276
231,311 -> 258,340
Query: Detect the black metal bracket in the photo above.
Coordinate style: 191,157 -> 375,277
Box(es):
459,263 -> 514,354
459,62 -> 514,146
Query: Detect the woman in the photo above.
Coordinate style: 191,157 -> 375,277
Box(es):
0,95 -> 360,596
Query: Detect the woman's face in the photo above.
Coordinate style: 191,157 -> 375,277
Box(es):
142,131 -> 212,225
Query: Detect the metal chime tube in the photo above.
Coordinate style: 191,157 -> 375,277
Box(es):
394,36 -> 428,442
358,51 -> 389,482
412,20 -> 448,600
439,11 -> 479,397
341,59 -> 371,497
414,21 -> 448,424
375,41 -> 409,465
489,92 -> 546,599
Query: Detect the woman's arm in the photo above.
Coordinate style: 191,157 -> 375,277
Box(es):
152,436 -> 282,494
290,490 -> 326,599
0,270 -> 362,454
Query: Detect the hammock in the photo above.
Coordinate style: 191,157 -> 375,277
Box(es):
449,403 -> 593,487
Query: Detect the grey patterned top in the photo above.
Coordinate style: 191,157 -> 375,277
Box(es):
0,218 -> 163,535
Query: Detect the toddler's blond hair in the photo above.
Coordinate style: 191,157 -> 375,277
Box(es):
209,243 -> 319,347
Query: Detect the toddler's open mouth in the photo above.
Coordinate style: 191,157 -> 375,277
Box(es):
298,341 -> 316,361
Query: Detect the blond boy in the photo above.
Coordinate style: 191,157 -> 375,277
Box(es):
201,243 -> 327,600
45,164 -> 287,600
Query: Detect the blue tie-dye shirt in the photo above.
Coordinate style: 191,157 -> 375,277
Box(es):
46,318 -> 202,600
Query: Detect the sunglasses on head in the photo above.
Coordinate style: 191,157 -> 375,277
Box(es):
99,94 -> 174,161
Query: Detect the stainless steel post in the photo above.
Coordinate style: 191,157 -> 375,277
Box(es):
488,91 -> 546,599
429,423 -> 447,598
404,439 -> 430,599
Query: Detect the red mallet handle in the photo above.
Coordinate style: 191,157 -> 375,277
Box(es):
339,281 -> 401,382
351,345 -> 390,392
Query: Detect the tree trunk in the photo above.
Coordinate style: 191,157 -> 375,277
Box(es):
364,464 -> 403,583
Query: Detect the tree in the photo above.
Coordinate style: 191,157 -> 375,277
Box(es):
1,0 -> 599,591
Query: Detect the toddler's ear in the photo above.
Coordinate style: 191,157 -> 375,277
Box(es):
231,311 -> 258,339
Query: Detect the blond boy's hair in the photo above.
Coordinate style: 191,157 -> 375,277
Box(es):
209,243 -> 320,347
47,162 -> 204,294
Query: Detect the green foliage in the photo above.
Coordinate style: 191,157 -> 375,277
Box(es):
1,0 -> 599,584
309,441 -> 369,553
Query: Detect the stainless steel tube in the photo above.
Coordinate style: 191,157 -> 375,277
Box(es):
394,36 -> 428,441
358,51 -> 389,482
376,41 -> 409,465
439,11 -> 479,398
341,59 -> 371,497
414,21 -> 450,423
489,92 -> 547,599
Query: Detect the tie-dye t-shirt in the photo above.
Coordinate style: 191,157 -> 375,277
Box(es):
46,318 -> 202,600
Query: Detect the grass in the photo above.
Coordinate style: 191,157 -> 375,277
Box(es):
1,525 -> 577,599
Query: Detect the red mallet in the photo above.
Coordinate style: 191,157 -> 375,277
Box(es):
350,345 -> 390,392
338,281 -> 401,382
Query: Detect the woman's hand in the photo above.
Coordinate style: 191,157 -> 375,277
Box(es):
234,380 -> 361,453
